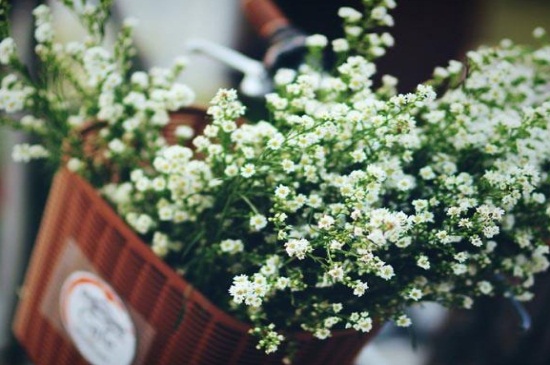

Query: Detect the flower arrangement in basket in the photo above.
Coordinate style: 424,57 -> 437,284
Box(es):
2,0 -> 550,363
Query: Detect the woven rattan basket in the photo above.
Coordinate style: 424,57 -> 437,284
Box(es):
13,109 -> 377,365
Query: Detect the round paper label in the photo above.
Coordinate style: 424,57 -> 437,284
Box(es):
60,271 -> 137,365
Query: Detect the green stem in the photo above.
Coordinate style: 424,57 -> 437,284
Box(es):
240,194 -> 260,215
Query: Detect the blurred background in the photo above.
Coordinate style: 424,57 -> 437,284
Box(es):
2,1 -> 550,364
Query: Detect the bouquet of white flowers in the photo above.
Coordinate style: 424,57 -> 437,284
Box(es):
2,0 -> 550,360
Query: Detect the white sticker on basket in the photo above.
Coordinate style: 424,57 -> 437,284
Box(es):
59,271 -> 137,365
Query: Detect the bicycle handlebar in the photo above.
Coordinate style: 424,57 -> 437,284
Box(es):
240,0 -> 290,39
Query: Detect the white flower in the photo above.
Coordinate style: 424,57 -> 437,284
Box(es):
240,163 -> 256,178
32,5 -> 51,25
121,116 -> 140,131
381,32 -> 395,47
229,274 -> 269,308
131,71 -> 149,88
338,7 -> 363,22
324,316 -> 340,329
306,34 -> 328,48
108,138 -> 126,154
329,240 -> 344,250
83,47 -> 114,85
463,296 -> 474,309
412,199 -> 429,212
281,159 -> 295,173
482,225 -> 500,238
149,67 -> 171,87
166,83 -> 195,110
345,26 -> 362,37
152,232 -> 170,257
533,27 -> 546,39
448,60 -> 463,74
265,93 -> 288,110
12,144 -> 49,162
250,214 -> 268,231
225,164 -> 239,177
122,91 -> 147,109
314,328 -> 331,340
470,235 -> 483,247
417,255 -> 430,270
151,177 -> 166,191
370,46 -> 386,57
531,193 -> 546,204
132,214 -> 153,234
220,239 -> 244,254
1,89 -> 28,113
328,264 -> 345,282
395,314 -> 412,327
134,176 -> 150,192
274,69 -> 296,86
396,176 -> 414,191
367,229 -> 386,246
454,252 -> 468,263
307,194 -> 323,208
267,134 -> 284,150
318,215 -> 335,229
275,277 -> 290,290
408,288 -> 423,301
371,6 -> 387,21
103,72 -> 122,91
175,125 -> 194,140
478,281 -> 493,295
0,38 -> 16,65
229,276 -> 251,304
353,315 -> 373,333
353,281 -> 369,296
350,149 -> 366,163
452,263 -> 468,275
378,265 -> 395,280
64,41 -> 84,56
152,110 -> 170,126
332,38 -> 349,53
158,205 -> 174,221
274,185 -> 291,199
285,238 -> 311,260
433,66 -> 449,78
67,158 -> 83,172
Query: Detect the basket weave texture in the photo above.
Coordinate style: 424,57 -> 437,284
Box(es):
13,110 -> 376,365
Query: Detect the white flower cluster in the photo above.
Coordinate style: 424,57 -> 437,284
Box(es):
345,312 -> 374,333
338,0 -> 396,59
107,20 -> 550,350
1,2 -> 195,173
0,37 -> 16,65
0,74 -> 34,115
33,5 -> 54,44
3,0 -> 550,356
220,239 -> 244,254
11,143 -> 49,162
250,324 -> 285,354
229,274 -> 270,308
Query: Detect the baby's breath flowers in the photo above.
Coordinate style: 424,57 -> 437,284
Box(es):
0,0 -> 194,183
2,0 -> 550,357
111,25 -> 550,352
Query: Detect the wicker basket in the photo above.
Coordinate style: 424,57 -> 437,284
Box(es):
13,110 -> 377,365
